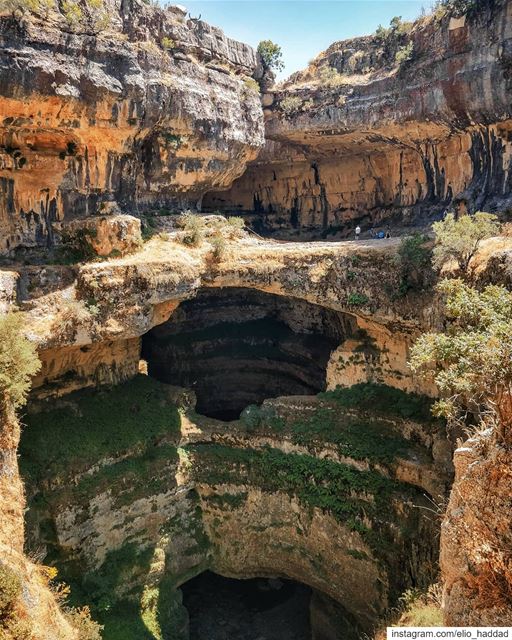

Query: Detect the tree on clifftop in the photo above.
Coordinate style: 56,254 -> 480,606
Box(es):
432,212 -> 500,274
257,40 -> 284,72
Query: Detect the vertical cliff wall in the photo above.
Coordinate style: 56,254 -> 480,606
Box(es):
0,0 -> 265,254
204,1 -> 512,235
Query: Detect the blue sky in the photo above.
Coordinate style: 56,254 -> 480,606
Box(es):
185,1 -> 428,80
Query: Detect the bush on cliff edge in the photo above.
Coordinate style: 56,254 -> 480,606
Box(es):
410,278 -> 512,444
0,313 -> 40,409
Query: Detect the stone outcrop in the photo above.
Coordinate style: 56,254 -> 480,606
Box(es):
0,0 -> 264,254
204,1 -> 512,235
441,432 -> 512,625
0,223 -> 454,637
9,231 -> 439,399
0,0 -> 511,633
0,400 -> 76,639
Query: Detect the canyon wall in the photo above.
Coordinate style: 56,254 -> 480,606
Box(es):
205,1 -> 512,235
20,374 -> 448,638
2,226 -> 446,637
1,0 -> 511,634
0,0 -> 264,254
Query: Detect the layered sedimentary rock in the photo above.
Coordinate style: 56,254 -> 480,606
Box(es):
0,227 -> 448,636
12,231 -> 438,399
0,0 -> 264,254
205,1 -> 512,234
20,374 -> 448,638
441,431 -> 512,625
142,287 -> 349,419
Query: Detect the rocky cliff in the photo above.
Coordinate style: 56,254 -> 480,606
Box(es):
1,220 -> 450,638
0,0 -> 512,636
0,0 -> 264,254
205,0 -> 512,235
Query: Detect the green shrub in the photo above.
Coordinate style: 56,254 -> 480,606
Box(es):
433,0 -> 478,18
320,383 -> 435,423
395,42 -> 414,67
257,40 -> 284,72
0,565 -> 21,618
226,216 -> 245,230
432,212 -> 500,273
347,292 -> 369,307
65,606 -> 103,640
410,278 -> 512,443
243,77 -> 259,94
0,0 -> 53,15
395,233 -> 434,296
177,211 -> 205,247
280,95 -> 302,115
0,0 -> 38,13
61,0 -> 82,27
140,214 -> 158,241
88,0 -> 109,31
161,36 -> 175,50
0,313 -> 40,408
318,66 -> 344,88
210,231 -> 227,263
58,226 -> 97,263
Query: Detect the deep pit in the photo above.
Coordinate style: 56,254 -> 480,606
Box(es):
142,288 -> 354,420
182,572 -> 312,640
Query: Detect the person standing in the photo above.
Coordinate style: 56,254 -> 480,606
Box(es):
355,225 -> 361,240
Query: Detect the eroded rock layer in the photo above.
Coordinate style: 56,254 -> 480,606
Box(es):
20,375 -> 447,638
142,288 -> 350,419
0,0 -> 264,254
205,1 -> 512,234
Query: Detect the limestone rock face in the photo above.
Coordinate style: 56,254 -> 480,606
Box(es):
441,433 -> 512,625
0,0 -> 264,254
11,235 -> 440,399
58,214 -> 142,257
20,377 -> 444,637
204,1 -> 512,233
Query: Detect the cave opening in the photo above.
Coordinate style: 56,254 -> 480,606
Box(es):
181,571 -> 313,640
141,288 -> 354,421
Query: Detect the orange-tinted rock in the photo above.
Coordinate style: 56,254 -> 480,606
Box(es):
58,214 -> 142,257
205,2 -> 512,233
0,1 -> 264,254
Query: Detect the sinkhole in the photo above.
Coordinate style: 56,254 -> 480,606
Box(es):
182,571 -> 312,640
142,288 -> 354,420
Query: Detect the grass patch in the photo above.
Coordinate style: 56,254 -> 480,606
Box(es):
320,383 -> 435,423
289,407 -> 413,463
20,375 -> 181,485
185,443 -> 421,548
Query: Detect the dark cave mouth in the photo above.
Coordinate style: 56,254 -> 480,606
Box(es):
181,571 -> 313,640
141,287 -> 354,421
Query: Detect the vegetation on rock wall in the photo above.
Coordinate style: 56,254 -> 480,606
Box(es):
185,442 -> 427,562
411,278 -> 512,444
0,314 -> 40,409
241,383 -> 440,466
320,383 -> 435,422
395,233 -> 434,296
21,375 -> 181,484
0,564 -> 33,639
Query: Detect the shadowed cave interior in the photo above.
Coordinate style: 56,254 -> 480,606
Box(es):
141,288 -> 354,420
182,572 -> 312,640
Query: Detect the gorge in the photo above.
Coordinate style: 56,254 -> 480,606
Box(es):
0,0 -> 511,638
